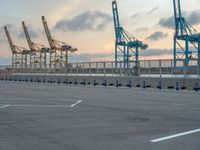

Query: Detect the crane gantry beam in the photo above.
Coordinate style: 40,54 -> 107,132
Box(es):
22,21 -> 50,70
173,0 -> 200,69
4,26 -> 30,69
112,0 -> 148,70
42,16 -> 77,72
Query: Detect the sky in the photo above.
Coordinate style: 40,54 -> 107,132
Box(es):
0,0 -> 200,64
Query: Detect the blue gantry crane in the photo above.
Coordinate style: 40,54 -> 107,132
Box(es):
112,0 -> 148,69
173,0 -> 200,68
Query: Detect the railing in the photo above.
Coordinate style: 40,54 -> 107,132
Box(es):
0,59 -> 200,78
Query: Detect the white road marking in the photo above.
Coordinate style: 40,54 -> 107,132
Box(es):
151,128 -> 200,143
9,104 -> 69,108
0,105 -> 10,109
70,100 -> 82,108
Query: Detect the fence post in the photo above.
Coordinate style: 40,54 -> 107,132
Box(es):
198,61 -> 200,78
76,63 -> 78,76
159,60 -> 162,78
119,62 -> 122,77
111,62 -> 114,77
96,62 -> 98,76
89,62 -> 91,76
82,62 -> 85,76
138,61 -> 141,77
103,62 -> 106,77
148,60 -> 151,77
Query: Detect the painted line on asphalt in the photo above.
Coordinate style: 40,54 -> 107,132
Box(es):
70,100 -> 82,108
9,104 -> 69,108
151,128 -> 200,143
0,105 -> 10,109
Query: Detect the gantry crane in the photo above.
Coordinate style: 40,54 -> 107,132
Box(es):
173,0 -> 200,68
4,26 -> 30,69
22,21 -> 50,70
112,0 -> 148,69
42,16 -> 77,71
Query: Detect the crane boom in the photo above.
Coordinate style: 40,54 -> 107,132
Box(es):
22,21 -> 33,50
4,26 -> 16,53
42,16 -> 54,49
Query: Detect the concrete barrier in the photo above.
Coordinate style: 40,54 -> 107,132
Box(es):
0,74 -> 200,90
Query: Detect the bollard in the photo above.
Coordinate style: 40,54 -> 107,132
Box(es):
58,79 -> 61,84
66,79 -> 68,84
94,80 -> 97,86
176,82 -> 179,91
116,80 -> 119,88
83,79 -> 86,86
43,78 -> 46,83
74,79 -> 77,85
102,80 -> 107,86
143,81 -> 146,89
193,83 -> 199,92
157,81 -> 162,90
127,80 -> 132,88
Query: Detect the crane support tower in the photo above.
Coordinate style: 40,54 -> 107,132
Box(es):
42,16 -> 77,72
173,0 -> 200,68
22,21 -> 50,70
112,0 -> 148,69
4,26 -> 30,69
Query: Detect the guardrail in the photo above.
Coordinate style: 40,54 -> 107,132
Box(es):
0,59 -> 200,78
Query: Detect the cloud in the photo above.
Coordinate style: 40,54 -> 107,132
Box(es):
132,6 -> 159,18
54,11 -> 112,31
69,53 -> 113,62
147,6 -> 159,15
187,10 -> 200,25
146,31 -> 168,41
159,10 -> 200,29
135,27 -> 149,32
159,16 -> 174,29
140,48 -> 172,56
132,13 -> 139,18
18,27 -> 39,39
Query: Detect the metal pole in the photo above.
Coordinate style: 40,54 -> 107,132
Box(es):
148,60 -> 151,77
76,63 -> 78,76
111,62 -> 114,77
138,61 -> 141,77
82,62 -> 85,76
89,62 -> 91,76
96,62 -> 98,76
171,59 -> 173,78
159,60 -> 162,78
103,62 -> 106,77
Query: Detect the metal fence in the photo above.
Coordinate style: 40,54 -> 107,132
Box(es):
0,59 -> 200,78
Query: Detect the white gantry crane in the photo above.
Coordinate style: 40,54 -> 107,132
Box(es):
4,26 -> 30,69
42,16 -> 77,72
22,21 -> 50,70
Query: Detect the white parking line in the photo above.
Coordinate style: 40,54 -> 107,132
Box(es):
0,105 -> 10,109
151,128 -> 200,143
70,100 -> 82,108
9,104 -> 69,108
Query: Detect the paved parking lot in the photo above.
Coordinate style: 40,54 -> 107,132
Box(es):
0,81 -> 200,150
